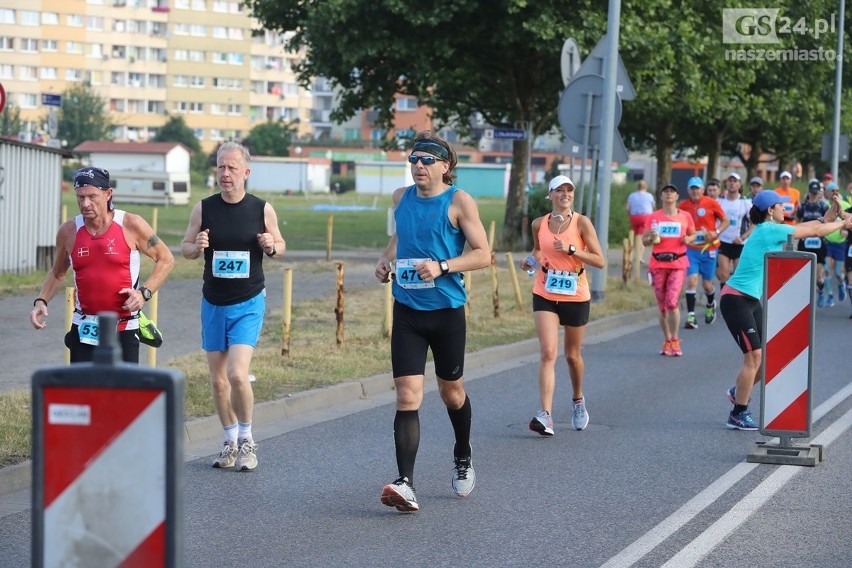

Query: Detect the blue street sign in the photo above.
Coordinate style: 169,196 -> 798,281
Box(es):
493,128 -> 526,140
41,93 -> 62,107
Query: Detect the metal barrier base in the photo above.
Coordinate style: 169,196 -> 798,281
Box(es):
747,441 -> 823,467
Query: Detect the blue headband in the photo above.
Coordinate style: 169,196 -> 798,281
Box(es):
411,141 -> 449,161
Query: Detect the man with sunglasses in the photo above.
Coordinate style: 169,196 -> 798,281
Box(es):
29,166 -> 175,363
375,131 -> 490,512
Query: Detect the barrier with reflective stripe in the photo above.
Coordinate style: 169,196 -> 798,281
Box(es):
760,251 -> 815,437
32,313 -> 184,568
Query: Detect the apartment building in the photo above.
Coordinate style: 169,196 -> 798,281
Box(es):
0,0 -> 334,152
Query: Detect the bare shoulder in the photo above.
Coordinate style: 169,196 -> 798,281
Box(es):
391,185 -> 408,206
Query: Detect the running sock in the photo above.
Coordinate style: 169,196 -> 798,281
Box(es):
706,289 -> 715,307
223,422 -> 238,445
237,421 -> 253,443
733,404 -> 748,415
393,410 -> 420,482
686,290 -> 697,314
447,395 -> 472,459
817,281 -> 825,293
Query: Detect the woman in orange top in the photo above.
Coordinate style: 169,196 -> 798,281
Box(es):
520,175 -> 605,437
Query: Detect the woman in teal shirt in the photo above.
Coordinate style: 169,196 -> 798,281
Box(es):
719,190 -> 852,430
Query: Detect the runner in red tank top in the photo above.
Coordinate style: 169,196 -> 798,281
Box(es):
29,166 -> 174,363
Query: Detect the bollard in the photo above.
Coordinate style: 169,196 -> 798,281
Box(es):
281,268 -> 292,357
32,312 -> 184,567
747,251 -> 822,466
505,252 -> 524,309
326,215 -> 334,261
490,251 -> 500,318
64,287 -> 74,365
335,262 -> 344,345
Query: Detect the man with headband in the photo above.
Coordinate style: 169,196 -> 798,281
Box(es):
375,131 -> 490,512
29,166 -> 175,363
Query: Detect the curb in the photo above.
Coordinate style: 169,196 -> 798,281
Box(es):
0,307 -> 657,497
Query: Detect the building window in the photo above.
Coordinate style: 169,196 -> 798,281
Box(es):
65,69 -> 83,81
42,39 -> 58,52
67,42 -> 83,54
20,11 -> 39,26
67,14 -> 84,27
153,181 -> 166,191
19,66 -> 37,80
397,97 -> 418,111
39,67 -> 58,79
174,182 -> 188,193
172,75 -> 187,87
0,10 -> 14,25
0,64 -> 12,79
87,16 -> 104,31
19,93 -> 38,108
174,49 -> 188,61
0,36 -> 14,51
190,76 -> 204,88
189,50 -> 204,62
42,12 -> 59,25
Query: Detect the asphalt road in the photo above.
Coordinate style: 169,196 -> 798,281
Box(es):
1,298 -> 851,567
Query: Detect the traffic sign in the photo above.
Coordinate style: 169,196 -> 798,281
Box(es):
573,34 -> 636,101
560,38 -> 582,87
558,74 -> 622,147
492,128 -> 526,140
0,82 -> 6,113
41,93 -> 62,107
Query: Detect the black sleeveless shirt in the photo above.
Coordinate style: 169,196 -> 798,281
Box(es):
201,193 -> 267,305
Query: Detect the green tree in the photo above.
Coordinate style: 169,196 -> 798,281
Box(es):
242,119 -> 293,157
245,0 -> 608,248
153,115 -> 202,153
0,100 -> 22,138
55,83 -> 114,149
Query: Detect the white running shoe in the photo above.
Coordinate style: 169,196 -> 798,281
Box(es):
572,398 -> 589,430
452,457 -> 476,497
381,477 -> 419,512
529,410 -> 555,436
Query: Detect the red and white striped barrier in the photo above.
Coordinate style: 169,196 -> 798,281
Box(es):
32,314 -> 183,568
42,387 -> 167,565
761,252 -> 814,436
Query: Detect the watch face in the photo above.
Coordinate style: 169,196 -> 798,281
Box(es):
141,288 -> 152,300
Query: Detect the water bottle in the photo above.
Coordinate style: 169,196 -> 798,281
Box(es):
524,255 -> 537,276
651,220 -> 661,244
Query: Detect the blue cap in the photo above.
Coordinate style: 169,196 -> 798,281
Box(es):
826,182 -> 839,191
687,176 -> 704,188
753,190 -> 791,211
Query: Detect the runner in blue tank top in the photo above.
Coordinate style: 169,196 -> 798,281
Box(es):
375,131 -> 490,512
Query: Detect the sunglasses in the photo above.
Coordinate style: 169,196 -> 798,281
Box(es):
408,154 -> 443,165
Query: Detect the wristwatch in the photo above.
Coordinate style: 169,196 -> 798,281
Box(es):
139,286 -> 153,302
567,244 -> 577,256
439,260 -> 450,276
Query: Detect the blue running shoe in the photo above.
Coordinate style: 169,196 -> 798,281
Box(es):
817,292 -> 826,308
827,294 -> 836,307
839,284 -> 847,302
727,410 -> 758,431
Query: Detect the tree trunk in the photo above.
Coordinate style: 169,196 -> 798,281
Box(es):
655,120 -> 673,195
706,127 -> 724,181
501,138 -> 529,250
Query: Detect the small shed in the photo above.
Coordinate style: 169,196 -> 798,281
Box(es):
0,138 -> 68,273
73,141 -> 192,205
248,156 -> 330,193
